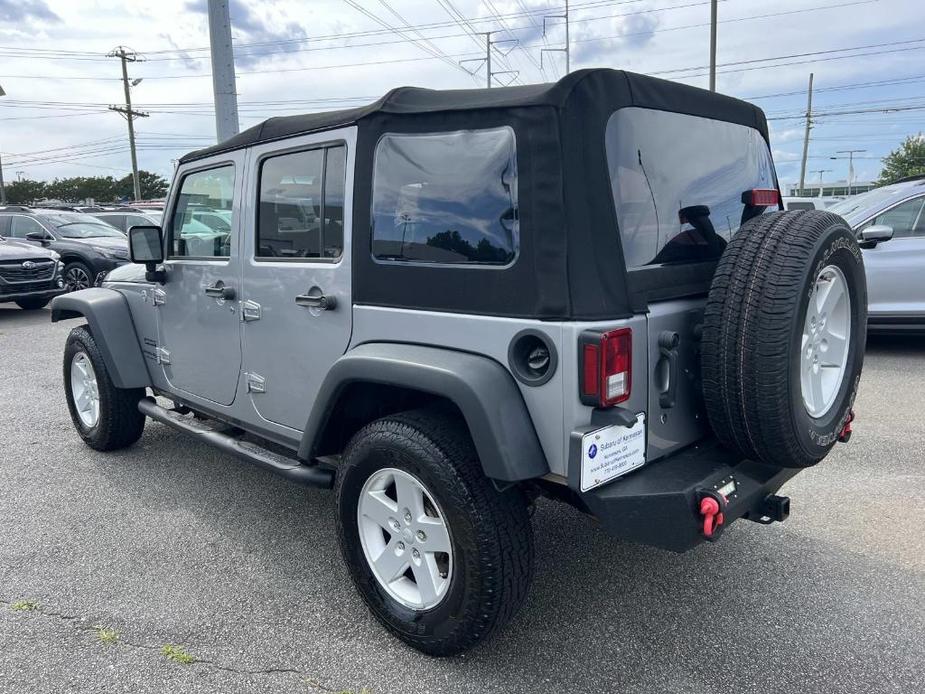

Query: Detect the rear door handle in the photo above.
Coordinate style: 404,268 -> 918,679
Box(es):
295,286 -> 336,311
204,280 -> 236,300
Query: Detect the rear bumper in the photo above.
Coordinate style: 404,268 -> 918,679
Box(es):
573,437 -> 800,552
0,285 -> 67,304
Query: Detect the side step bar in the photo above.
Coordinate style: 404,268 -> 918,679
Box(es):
138,397 -> 334,489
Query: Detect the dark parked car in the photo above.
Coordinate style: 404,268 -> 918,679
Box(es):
0,227 -> 66,310
0,207 -> 129,290
91,210 -> 162,233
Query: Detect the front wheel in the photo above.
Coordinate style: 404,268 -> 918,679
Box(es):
15,297 -> 50,310
335,410 -> 534,656
63,262 -> 93,291
64,325 -> 146,451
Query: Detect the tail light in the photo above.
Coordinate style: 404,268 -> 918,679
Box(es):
579,328 -> 632,407
742,188 -> 780,207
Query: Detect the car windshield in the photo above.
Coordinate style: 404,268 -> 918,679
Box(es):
43,212 -> 124,238
828,185 -> 919,226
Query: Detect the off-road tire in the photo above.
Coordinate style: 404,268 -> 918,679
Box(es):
64,325 -> 146,451
701,210 -> 866,468
15,297 -> 50,310
335,409 -> 534,656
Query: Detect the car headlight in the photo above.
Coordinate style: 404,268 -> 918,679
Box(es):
56,260 -> 65,274
91,246 -> 129,260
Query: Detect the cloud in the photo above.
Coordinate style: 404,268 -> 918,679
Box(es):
0,0 -> 60,24
572,11 -> 660,64
183,0 -> 308,67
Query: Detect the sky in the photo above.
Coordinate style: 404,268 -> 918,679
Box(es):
0,0 -> 923,192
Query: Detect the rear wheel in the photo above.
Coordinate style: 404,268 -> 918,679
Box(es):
701,211 -> 866,468
335,410 -> 534,656
15,297 -> 50,310
64,325 -> 146,451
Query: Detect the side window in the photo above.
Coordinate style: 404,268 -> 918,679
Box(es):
787,202 -> 816,211
125,215 -> 150,230
863,198 -> 925,239
10,216 -> 47,239
256,145 -> 345,260
371,128 -> 518,265
105,215 -> 126,231
169,165 -> 235,258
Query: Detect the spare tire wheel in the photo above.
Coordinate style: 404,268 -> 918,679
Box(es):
701,210 -> 866,468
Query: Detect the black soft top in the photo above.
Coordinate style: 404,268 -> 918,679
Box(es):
180,69 -> 772,320
181,69 -> 768,163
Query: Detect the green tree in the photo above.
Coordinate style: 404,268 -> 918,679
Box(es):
115,170 -> 169,200
5,179 -> 47,205
877,134 -> 925,186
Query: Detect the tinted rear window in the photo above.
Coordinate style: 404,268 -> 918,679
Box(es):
606,108 -> 776,268
371,128 -> 518,265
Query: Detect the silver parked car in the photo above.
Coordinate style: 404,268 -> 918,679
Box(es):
829,176 -> 925,332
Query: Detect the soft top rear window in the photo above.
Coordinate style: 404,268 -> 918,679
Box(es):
606,108 -> 776,269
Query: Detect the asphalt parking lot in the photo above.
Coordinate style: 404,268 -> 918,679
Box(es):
0,305 -> 923,694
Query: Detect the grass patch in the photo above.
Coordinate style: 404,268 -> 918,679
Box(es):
10,600 -> 39,612
161,644 -> 196,664
93,625 -> 119,643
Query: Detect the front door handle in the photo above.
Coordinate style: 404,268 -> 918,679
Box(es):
204,280 -> 236,300
295,286 -> 336,311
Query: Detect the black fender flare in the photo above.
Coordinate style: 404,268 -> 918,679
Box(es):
299,343 -> 550,483
51,288 -> 151,389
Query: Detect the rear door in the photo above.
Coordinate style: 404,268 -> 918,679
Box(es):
605,107 -> 777,460
859,195 -> 925,320
239,128 -> 355,431
156,156 -> 244,406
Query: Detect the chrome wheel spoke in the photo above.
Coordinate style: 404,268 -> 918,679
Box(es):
362,489 -> 398,531
411,555 -> 441,606
373,541 -> 410,583
394,474 -> 426,520
417,517 -> 451,554
822,330 -> 847,366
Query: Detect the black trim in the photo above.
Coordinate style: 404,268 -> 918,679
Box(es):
299,342 -> 549,482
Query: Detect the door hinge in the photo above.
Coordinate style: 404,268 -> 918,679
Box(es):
155,346 -> 171,365
241,299 -> 261,322
152,288 -> 167,306
245,372 -> 266,394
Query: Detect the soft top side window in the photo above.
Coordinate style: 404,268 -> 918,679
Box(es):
169,164 -> 235,259
371,127 -> 518,266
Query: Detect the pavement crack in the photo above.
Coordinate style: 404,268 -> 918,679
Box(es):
2,597 -> 340,687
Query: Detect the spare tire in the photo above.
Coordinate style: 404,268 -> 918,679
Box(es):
701,210 -> 866,468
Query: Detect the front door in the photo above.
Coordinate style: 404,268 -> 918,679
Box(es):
157,156 -> 244,406
860,195 -> 925,320
240,128 -> 355,431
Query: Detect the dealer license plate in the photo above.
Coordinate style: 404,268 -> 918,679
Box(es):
580,414 -> 646,492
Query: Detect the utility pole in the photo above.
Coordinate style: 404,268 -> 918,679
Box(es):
541,0 -> 570,75
811,169 -> 832,198
709,0 -> 718,91
0,82 -> 6,204
833,149 -> 866,195
461,31 -> 518,88
798,72 -> 814,197
207,0 -> 240,141
108,46 -> 149,202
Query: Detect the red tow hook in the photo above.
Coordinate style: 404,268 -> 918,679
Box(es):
838,409 -> 855,443
699,495 -> 726,540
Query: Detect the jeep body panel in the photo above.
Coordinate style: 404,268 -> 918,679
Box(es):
299,342 -> 549,482
51,288 -> 151,389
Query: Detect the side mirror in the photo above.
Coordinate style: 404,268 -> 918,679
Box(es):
859,224 -> 893,248
128,225 -> 166,282
26,231 -> 50,243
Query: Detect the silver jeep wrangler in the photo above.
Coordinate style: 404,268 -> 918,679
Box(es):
51,69 -> 866,656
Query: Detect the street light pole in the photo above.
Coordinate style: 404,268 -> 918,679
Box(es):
835,149 -> 866,195
709,0 -> 718,92
0,82 -> 6,204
